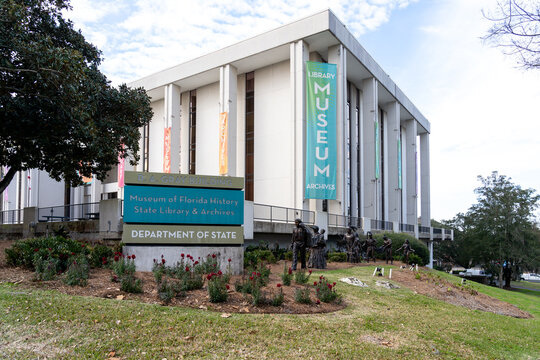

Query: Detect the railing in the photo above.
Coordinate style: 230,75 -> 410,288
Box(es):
0,209 -> 23,224
253,203 -> 314,225
38,202 -> 100,222
400,223 -> 414,232
328,214 -> 363,229
419,225 -> 430,234
371,219 -> 393,231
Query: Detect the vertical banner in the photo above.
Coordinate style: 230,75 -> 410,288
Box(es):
118,146 -> 125,189
305,61 -> 337,199
163,127 -> 171,173
218,112 -> 228,175
375,121 -> 380,179
397,137 -> 402,189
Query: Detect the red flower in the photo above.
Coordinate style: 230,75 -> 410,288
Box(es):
127,255 -> 132,260
277,283 -> 282,288
212,254 -> 216,258
309,269 -> 312,274
288,267 -> 293,275
226,284 -> 230,290
194,261 -> 199,265
212,264 -> 216,267
185,266 -> 190,272
217,270 -> 222,276
102,260 -> 107,265
153,259 -> 157,263
34,248 -> 39,252
256,272 -> 260,277
327,284 -> 333,289
81,244 -> 85,247
71,252 -> 75,256
228,258 -> 232,262
132,254 -> 136,259
314,281 -> 318,286
162,258 -> 166,264
207,274 -> 212,280
161,254 -> 164,258
114,256 -> 119,262
316,299 -> 321,305
319,275 -> 323,280
333,282 -> 336,286
102,257 -> 106,261
249,276 -> 254,280
181,253 -> 185,258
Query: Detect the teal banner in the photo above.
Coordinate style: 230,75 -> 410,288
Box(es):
124,185 -> 244,225
305,61 -> 337,199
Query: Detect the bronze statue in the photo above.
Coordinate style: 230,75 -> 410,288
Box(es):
396,239 -> 414,265
365,231 -> 376,263
291,218 -> 309,270
382,235 -> 393,264
343,227 -> 359,263
309,227 -> 327,269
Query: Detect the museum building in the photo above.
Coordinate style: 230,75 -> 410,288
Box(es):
0,10 -> 452,267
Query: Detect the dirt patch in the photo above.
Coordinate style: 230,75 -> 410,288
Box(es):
0,249 -> 348,314
389,267 -> 532,319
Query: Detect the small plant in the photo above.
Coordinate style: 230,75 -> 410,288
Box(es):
64,255 -> 89,286
314,276 -> 341,303
157,278 -> 179,305
33,253 -> 59,281
207,271 -> 229,303
271,283 -> 284,306
415,272 -> 422,280
294,287 -> 312,304
113,253 -> 142,293
294,269 -> 312,284
327,251 -> 347,263
281,265 -> 293,286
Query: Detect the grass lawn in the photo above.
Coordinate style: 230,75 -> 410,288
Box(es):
511,280 -> 540,290
1,266 -> 538,359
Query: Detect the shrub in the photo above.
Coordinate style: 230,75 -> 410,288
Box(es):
113,253 -> 142,293
33,254 -> 59,281
281,264 -> 293,286
244,248 -> 276,268
89,244 -> 113,268
373,232 -> 429,265
157,278 -> 181,305
314,276 -> 341,303
207,272 -> 229,303
6,236 -> 88,271
294,287 -> 312,304
327,251 -> 347,263
64,255 -> 90,286
408,253 -> 424,266
294,269 -> 312,284
284,251 -> 293,261
271,284 -> 284,306
236,271 -> 266,305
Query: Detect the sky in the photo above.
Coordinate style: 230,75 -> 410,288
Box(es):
66,0 -> 540,221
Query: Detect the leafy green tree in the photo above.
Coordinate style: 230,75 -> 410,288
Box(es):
0,0 -> 152,193
453,172 -> 540,288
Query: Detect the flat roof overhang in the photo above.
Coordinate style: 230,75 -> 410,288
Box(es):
129,9 -> 430,134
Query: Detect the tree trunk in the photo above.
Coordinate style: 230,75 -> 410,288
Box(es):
0,167 -> 18,195
499,263 -> 504,289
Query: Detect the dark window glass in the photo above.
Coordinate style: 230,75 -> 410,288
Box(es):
245,72 -> 254,201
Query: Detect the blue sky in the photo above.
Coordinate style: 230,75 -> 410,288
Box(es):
67,0 -> 540,221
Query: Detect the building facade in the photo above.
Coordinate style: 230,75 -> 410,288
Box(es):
1,10 -> 452,265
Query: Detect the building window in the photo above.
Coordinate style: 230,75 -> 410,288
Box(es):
189,90 -> 197,174
142,123 -> 149,172
245,72 -> 255,201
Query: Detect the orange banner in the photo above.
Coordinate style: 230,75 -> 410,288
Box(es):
163,127 -> 171,173
219,112 -> 228,175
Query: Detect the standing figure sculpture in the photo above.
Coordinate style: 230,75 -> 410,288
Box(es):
382,235 -> 393,264
291,218 -> 309,270
396,239 -> 415,265
344,227 -> 361,263
307,225 -> 319,268
365,232 -> 376,263
310,228 -> 327,269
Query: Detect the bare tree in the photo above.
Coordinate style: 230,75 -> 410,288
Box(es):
483,0 -> 540,69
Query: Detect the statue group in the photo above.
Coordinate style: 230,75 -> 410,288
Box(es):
291,219 -> 327,270
292,220 -> 415,269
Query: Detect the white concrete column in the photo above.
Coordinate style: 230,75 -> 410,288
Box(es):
290,40 -> 309,210
361,78 -> 378,220
350,86 -> 359,218
420,132 -> 430,228
385,101 -> 400,223
328,45 -> 347,216
180,92 -> 190,173
404,119 -> 417,226
164,84 -> 181,173
428,240 -> 434,269
219,65 -> 238,176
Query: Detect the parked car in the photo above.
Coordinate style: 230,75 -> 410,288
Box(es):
520,273 -> 540,281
